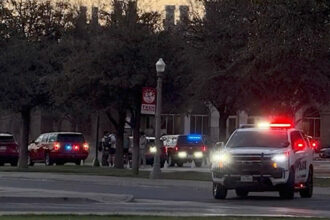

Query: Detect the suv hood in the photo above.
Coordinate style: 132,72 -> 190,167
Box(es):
226,147 -> 286,155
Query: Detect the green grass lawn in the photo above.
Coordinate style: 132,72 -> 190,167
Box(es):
0,216 -> 328,220
0,165 -> 328,187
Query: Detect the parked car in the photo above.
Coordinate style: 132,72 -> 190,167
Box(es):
28,132 -> 89,166
164,134 -> 208,167
0,133 -> 19,166
144,137 -> 167,168
128,136 -> 167,167
320,147 -> 330,158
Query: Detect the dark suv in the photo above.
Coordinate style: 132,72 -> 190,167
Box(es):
166,134 -> 208,167
0,133 -> 19,166
28,132 -> 89,166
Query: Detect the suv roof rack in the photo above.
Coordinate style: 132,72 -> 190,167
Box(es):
239,124 -> 255,129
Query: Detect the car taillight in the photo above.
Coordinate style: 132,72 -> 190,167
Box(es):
73,145 -> 79,151
202,146 -> 207,152
311,140 -> 319,150
83,143 -> 89,151
294,140 -> 305,151
53,142 -> 61,151
175,146 -> 178,151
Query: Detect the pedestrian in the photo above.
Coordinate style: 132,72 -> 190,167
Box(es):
123,132 -> 130,166
101,131 -> 111,166
109,133 -> 116,167
139,132 -> 147,167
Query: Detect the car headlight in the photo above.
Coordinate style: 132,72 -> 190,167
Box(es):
194,151 -> 203,158
272,154 -> 288,163
149,146 -> 157,153
178,151 -> 187,158
211,152 -> 231,164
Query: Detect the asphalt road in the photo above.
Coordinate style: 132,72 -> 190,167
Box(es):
0,161 -> 330,217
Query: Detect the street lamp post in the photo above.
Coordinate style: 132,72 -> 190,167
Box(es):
150,58 -> 166,179
93,112 -> 100,167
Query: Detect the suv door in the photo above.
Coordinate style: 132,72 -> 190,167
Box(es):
38,134 -> 49,160
290,131 -> 308,183
30,135 -> 43,160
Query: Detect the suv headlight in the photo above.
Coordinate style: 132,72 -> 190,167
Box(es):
272,154 -> 288,163
194,152 -> 203,158
178,151 -> 187,158
211,152 -> 231,165
149,146 -> 157,153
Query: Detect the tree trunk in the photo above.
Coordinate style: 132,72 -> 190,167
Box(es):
132,107 -> 141,175
18,108 -> 30,169
219,113 -> 229,142
114,110 -> 126,169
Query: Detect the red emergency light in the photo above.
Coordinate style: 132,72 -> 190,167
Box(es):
294,140 -> 305,151
310,140 -> 319,150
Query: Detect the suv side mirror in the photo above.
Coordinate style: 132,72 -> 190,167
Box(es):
215,142 -> 224,149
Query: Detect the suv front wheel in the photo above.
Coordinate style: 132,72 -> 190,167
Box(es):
45,152 -> 54,166
300,167 -> 313,198
279,168 -> 295,199
213,183 -> 227,199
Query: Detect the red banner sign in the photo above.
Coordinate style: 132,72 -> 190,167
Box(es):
141,87 -> 156,115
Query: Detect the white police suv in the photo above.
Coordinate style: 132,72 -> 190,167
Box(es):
211,121 -> 314,200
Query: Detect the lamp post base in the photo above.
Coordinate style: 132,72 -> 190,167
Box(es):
150,168 -> 161,179
92,158 -> 100,167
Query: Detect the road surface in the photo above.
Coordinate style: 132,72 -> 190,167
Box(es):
0,160 -> 329,217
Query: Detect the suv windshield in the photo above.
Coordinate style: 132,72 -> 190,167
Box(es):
57,134 -> 84,143
0,135 -> 14,142
226,130 -> 288,148
177,135 -> 203,146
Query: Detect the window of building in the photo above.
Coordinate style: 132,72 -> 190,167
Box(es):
190,115 -> 209,135
302,107 -> 320,138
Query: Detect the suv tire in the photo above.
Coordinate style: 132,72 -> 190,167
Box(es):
45,152 -> 53,166
213,183 -> 227,199
168,155 -> 175,167
176,161 -> 184,167
28,155 -> 34,166
194,160 -> 202,167
279,168 -> 295,200
300,167 -> 313,198
236,189 -> 249,197
10,160 -> 18,167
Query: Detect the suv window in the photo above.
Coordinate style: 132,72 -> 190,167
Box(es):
35,135 -> 43,143
41,134 -> 49,142
48,133 -> 56,142
226,130 -> 289,148
0,135 -> 14,142
57,134 -> 85,143
290,131 -> 303,144
177,135 -> 203,146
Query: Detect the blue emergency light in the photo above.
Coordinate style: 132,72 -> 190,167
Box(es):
65,145 -> 72,151
187,135 -> 202,141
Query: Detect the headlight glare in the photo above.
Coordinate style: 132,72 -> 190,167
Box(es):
149,146 -> 157,153
194,152 -> 203,158
211,152 -> 231,164
178,151 -> 187,158
272,154 -> 288,163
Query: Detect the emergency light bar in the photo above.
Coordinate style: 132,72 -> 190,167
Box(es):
187,135 -> 202,141
257,122 -> 292,129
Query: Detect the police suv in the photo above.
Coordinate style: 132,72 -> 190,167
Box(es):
211,122 -> 314,200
